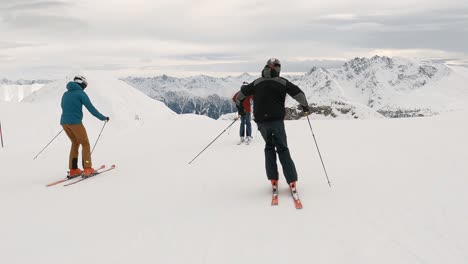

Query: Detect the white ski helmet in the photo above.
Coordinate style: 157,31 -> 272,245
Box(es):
73,75 -> 88,89
266,58 -> 281,71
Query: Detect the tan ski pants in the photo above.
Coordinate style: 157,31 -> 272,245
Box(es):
62,124 -> 92,169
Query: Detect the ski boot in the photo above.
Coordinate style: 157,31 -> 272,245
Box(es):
68,168 -> 83,179
83,167 -> 97,178
271,180 -> 279,205
289,181 -> 303,209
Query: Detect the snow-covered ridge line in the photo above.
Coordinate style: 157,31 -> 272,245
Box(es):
0,78 -> 53,85
0,78 -> 54,102
123,56 -> 468,119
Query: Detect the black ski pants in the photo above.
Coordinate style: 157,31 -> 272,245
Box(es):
257,120 -> 298,184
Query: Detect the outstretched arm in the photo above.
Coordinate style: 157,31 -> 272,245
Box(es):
286,81 -> 309,109
81,92 -> 107,121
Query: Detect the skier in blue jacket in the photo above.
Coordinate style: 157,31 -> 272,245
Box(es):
61,75 -> 109,178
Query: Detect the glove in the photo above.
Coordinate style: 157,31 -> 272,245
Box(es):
237,106 -> 246,117
105,117 -> 110,122
301,105 -> 310,115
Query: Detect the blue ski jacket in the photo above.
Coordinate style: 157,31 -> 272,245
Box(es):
60,82 -> 106,125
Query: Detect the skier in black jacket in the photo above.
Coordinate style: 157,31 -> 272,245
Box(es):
235,58 -> 310,193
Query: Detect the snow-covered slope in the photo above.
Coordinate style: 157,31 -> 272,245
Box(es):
0,72 -> 467,263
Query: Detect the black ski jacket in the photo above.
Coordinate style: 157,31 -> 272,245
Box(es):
236,67 -> 308,123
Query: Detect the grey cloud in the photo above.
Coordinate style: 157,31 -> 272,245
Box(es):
174,53 -> 247,61
285,60 -> 346,71
157,49 -> 345,72
314,9 -> 468,27
141,58 -> 346,73
441,58 -> 468,68
0,1 -> 70,11
292,7 -> 468,53
357,29 -> 467,52
0,54 -> 12,60
2,13 -> 86,30
1,1 -> 468,79
429,58 -> 461,64
0,41 -> 42,49
0,0 -> 86,32
85,64 -> 132,71
113,6 -> 467,53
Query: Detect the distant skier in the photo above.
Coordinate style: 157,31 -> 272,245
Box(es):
235,58 -> 310,196
232,81 -> 254,144
60,75 -> 109,178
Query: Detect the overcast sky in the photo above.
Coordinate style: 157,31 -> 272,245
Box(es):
1,0 -> 467,79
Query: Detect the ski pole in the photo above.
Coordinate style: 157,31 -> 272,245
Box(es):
33,129 -> 63,160
306,115 -> 332,187
188,117 -> 239,164
91,121 -> 108,155
0,120 -> 4,148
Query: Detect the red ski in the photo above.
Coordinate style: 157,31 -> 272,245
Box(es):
64,164 -> 116,187
46,165 -> 105,187
289,182 -> 303,209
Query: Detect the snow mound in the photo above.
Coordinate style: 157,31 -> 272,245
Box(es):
0,84 -> 44,102
22,72 -> 176,130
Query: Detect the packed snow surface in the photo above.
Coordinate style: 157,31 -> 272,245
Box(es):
0,73 -> 467,264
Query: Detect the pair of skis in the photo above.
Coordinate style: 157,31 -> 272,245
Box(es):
271,181 -> 303,209
48,165 -> 302,208
46,164 -> 116,187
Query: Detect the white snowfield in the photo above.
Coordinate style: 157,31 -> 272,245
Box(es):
0,73 -> 467,264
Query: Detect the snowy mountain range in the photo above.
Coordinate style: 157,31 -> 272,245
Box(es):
2,56 -> 467,119
287,55 -> 468,118
121,74 -> 255,119
123,56 -> 468,119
